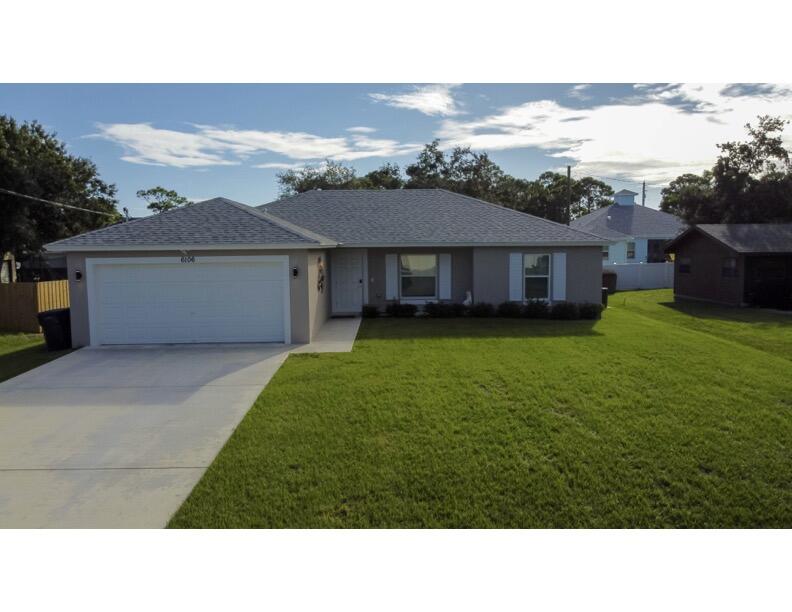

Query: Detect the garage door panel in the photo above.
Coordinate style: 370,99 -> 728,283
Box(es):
91,259 -> 288,345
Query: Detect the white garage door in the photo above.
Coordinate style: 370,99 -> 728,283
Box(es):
88,256 -> 290,345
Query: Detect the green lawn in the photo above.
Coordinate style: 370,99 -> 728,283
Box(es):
0,333 -> 70,383
169,290 -> 792,528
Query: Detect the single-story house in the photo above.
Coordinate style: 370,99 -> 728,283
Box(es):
664,223 -> 792,309
45,189 -> 608,347
570,189 -> 685,264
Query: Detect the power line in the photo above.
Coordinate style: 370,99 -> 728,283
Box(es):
0,187 -> 117,218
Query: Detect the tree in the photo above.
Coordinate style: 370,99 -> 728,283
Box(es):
136,186 -> 191,213
277,160 -> 359,195
661,116 -> 792,224
574,176 -> 615,218
0,116 -> 119,260
659,172 -> 714,222
361,163 -> 404,190
404,140 -> 504,201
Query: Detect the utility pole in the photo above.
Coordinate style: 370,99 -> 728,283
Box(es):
566,165 -> 572,224
641,180 -> 646,207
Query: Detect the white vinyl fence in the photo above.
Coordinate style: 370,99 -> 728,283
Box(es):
604,262 -> 674,291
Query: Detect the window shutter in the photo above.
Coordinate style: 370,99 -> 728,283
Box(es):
385,253 -> 398,300
508,252 -> 523,302
552,252 -> 567,301
438,253 -> 452,300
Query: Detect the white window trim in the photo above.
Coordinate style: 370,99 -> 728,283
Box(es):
399,253 -> 438,301
85,255 -> 292,347
523,253 -> 551,302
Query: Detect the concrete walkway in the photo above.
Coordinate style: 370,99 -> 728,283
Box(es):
0,318 -> 360,528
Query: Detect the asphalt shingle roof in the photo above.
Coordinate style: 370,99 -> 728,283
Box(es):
259,189 -> 606,245
688,224 -> 792,253
46,197 -> 323,250
570,204 -> 685,240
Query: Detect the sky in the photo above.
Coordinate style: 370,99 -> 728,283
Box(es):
1,83 -> 791,217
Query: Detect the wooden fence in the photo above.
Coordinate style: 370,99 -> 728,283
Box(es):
0,280 -> 70,332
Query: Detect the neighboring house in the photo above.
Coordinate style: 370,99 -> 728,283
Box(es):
571,189 -> 685,264
665,223 -> 792,309
45,190 -> 608,348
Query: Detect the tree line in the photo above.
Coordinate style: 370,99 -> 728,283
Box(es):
277,141 -> 615,224
660,116 -> 792,224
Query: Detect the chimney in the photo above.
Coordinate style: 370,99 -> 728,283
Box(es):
613,189 -> 638,206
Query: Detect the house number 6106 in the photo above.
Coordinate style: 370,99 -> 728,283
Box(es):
180,256 -> 196,263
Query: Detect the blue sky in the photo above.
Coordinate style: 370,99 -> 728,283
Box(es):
2,83 -> 791,217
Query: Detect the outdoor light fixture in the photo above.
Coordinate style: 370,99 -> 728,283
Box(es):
75,269 -> 83,282
292,266 -> 299,278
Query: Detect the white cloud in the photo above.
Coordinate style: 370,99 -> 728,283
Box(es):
93,122 -> 422,168
92,123 -> 240,167
346,126 -> 377,133
568,84 -> 591,100
436,83 -> 792,185
253,162 -> 305,170
369,84 -> 462,116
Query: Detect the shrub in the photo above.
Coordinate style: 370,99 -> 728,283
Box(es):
361,304 -> 380,318
469,302 -> 494,317
578,302 -> 603,320
425,302 -> 458,318
496,301 -> 522,318
522,299 -> 549,319
549,301 -> 580,320
451,303 -> 468,317
385,302 -> 418,317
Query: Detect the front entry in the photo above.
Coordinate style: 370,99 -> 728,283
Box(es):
332,250 -> 364,314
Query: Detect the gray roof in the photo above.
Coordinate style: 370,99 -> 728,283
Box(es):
259,189 -> 606,245
570,204 -> 685,240
46,198 -> 330,251
672,224 -> 792,254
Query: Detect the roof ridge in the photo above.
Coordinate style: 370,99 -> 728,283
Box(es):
436,188 -> 608,242
45,197 -> 229,247
220,199 -> 333,245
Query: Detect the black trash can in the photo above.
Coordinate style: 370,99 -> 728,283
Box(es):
601,287 -> 609,308
37,308 -> 72,351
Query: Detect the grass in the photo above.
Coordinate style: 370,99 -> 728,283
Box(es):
0,333 -> 70,384
169,290 -> 792,528
614,289 -> 792,361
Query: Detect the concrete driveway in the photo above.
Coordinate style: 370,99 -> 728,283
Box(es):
0,344 -> 292,528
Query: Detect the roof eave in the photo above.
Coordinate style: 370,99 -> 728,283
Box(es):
45,242 -> 336,253
336,240 -> 610,248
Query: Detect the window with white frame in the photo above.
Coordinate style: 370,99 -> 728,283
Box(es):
626,242 -> 636,259
602,245 -> 609,259
400,254 -> 437,298
524,254 -> 550,300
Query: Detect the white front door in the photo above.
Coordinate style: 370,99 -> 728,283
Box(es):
332,251 -> 364,314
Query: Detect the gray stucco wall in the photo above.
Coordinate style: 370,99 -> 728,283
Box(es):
65,249 -> 319,348
472,246 -> 603,305
366,247 -> 474,308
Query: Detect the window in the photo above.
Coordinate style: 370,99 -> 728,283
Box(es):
626,242 -> 636,260
524,254 -> 550,300
678,257 -> 691,274
602,245 -> 609,260
722,257 -> 738,278
400,254 -> 437,298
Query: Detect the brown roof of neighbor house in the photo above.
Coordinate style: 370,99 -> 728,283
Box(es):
665,223 -> 792,254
